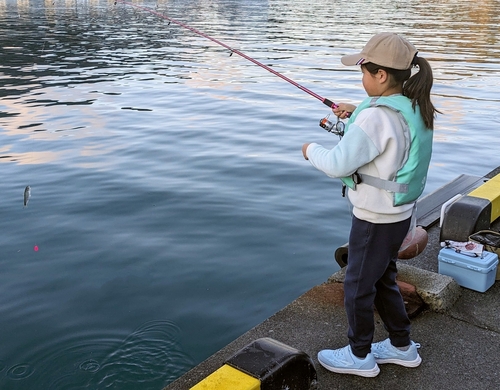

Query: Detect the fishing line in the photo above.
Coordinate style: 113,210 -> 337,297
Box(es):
114,0 -> 342,112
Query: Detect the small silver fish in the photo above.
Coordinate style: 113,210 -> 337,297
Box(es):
24,186 -> 31,207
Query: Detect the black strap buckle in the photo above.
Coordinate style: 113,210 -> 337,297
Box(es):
353,172 -> 362,184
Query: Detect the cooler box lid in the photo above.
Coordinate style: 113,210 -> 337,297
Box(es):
438,247 -> 499,274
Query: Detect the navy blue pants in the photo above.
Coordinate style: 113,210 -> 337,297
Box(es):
345,215 -> 412,358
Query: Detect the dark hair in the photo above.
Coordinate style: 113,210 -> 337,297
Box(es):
363,58 -> 440,130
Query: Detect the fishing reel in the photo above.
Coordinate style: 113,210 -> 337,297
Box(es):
319,114 -> 345,137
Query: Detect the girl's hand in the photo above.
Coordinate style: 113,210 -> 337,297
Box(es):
333,103 -> 356,119
302,143 -> 310,160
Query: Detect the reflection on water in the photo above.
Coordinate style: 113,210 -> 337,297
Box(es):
0,0 -> 499,389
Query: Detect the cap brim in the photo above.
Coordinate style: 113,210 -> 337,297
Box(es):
341,52 -> 366,66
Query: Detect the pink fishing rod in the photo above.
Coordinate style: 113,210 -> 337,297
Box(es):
115,1 -> 341,110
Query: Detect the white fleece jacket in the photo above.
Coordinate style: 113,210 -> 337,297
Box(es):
306,104 -> 415,224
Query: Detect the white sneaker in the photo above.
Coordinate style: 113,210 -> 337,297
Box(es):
317,345 -> 380,377
371,338 -> 422,367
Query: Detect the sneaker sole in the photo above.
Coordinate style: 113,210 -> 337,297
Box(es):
318,359 -> 380,377
375,355 -> 422,368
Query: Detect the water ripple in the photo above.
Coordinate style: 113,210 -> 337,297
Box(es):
2,320 -> 193,390
87,320 -> 194,388
6,363 -> 35,380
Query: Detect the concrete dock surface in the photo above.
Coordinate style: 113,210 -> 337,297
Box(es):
164,169 -> 500,390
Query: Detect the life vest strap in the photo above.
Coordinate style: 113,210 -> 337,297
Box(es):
358,173 -> 409,193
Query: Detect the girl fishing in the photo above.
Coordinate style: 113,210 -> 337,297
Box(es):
302,32 -> 439,377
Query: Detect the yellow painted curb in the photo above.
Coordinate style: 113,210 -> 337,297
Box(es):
469,173 -> 500,222
190,364 -> 260,390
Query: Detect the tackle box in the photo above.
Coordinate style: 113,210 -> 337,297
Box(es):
438,247 -> 498,293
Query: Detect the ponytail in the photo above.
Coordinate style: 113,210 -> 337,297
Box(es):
403,56 -> 440,130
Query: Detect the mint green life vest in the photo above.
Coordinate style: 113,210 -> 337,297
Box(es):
341,95 -> 433,207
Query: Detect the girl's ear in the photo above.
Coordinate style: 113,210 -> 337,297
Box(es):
377,69 -> 389,83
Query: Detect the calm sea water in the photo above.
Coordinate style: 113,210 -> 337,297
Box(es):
1,0 -> 499,388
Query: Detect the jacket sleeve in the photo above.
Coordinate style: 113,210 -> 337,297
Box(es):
306,122 -> 380,178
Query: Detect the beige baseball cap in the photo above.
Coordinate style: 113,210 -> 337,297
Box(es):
341,33 -> 417,70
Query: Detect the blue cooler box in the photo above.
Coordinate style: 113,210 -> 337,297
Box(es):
438,247 -> 498,292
